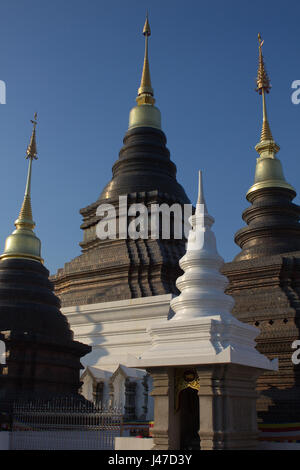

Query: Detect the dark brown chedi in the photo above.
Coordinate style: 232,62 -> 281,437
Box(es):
53,125 -> 190,307
52,16 -> 190,307
223,34 -> 300,424
0,258 -> 90,402
0,115 -> 91,405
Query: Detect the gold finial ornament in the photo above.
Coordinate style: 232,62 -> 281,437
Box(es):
128,14 -> 161,130
256,33 -> 274,143
246,35 -> 295,199
26,112 -> 38,160
256,34 -> 271,94
143,12 -> 151,36
0,114 -> 43,263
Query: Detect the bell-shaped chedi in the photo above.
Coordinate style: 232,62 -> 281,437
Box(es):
234,34 -> 300,261
0,115 -> 91,404
223,35 -> 300,428
53,16 -> 190,307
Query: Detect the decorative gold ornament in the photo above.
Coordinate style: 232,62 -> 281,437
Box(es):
174,369 -> 200,411
256,33 -> 271,94
26,112 -> 38,160
256,33 -> 273,143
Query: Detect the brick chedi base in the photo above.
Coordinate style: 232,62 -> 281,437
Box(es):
223,251 -> 300,424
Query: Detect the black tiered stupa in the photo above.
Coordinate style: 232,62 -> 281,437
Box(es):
0,115 -> 91,406
53,17 -> 190,307
223,35 -> 300,426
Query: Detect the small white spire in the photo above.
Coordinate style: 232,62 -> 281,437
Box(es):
194,170 -> 212,229
188,170 -> 213,252
170,171 -> 234,321
196,170 -> 207,211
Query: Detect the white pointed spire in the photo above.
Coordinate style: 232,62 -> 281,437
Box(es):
192,170 -> 213,233
170,170 -> 234,321
196,170 -> 208,214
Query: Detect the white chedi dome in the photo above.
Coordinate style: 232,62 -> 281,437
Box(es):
170,171 -> 235,321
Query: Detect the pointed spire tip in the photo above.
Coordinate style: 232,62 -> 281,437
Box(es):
26,112 -> 38,160
196,170 -> 208,214
143,13 -> 151,36
256,33 -> 271,94
197,170 -> 203,205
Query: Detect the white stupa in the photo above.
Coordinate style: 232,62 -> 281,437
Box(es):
127,171 -> 277,371
170,170 -> 234,321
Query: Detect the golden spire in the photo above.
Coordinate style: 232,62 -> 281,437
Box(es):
128,14 -> 161,130
1,113 -> 43,263
246,35 -> 295,199
16,113 -> 38,231
136,13 -> 155,106
256,33 -> 275,144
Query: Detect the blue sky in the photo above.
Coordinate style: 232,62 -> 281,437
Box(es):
0,0 -> 299,274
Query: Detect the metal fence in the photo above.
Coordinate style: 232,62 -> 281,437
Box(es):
10,399 -> 123,450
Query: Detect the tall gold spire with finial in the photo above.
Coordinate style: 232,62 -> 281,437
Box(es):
136,13 -> 155,105
128,13 -> 161,129
1,113 -> 43,263
246,34 -> 295,198
256,33 -> 274,143
16,113 -> 38,230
